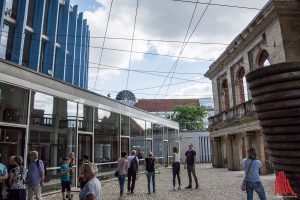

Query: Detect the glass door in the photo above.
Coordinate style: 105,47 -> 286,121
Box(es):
121,137 -> 130,155
0,126 -> 25,166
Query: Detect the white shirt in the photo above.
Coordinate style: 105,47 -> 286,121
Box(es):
173,153 -> 180,163
79,177 -> 102,200
127,155 -> 139,168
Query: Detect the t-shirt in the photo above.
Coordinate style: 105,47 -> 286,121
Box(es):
145,158 -> 155,172
27,160 -> 44,186
61,164 -> 70,182
0,163 -> 7,183
185,150 -> 196,166
242,158 -> 262,183
79,177 -> 102,200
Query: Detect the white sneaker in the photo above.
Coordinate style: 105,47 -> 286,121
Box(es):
173,186 -> 176,191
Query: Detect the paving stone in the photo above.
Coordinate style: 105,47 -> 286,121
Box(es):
44,164 -> 281,200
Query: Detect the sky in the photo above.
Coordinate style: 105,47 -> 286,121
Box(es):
70,0 -> 269,100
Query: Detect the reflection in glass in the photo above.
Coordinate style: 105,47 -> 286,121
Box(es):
146,121 -> 152,138
130,118 -> 145,159
121,137 -> 129,154
121,115 -> 129,136
0,82 -> 29,124
78,104 -> 93,132
0,24 -> 15,61
94,109 -> 120,163
168,128 -> 176,155
163,126 -> 168,140
26,0 -> 36,27
29,92 -> 77,168
153,123 -> 163,158
4,0 -> 18,19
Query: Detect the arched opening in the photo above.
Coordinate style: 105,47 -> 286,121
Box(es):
258,50 -> 271,68
236,67 -> 248,104
221,79 -> 230,110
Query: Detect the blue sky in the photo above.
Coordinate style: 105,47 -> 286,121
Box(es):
70,0 -> 269,100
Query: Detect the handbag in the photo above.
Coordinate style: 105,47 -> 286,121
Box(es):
241,159 -> 253,191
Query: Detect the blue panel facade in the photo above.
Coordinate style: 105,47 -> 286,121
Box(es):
0,0 -> 89,89
74,13 -> 83,87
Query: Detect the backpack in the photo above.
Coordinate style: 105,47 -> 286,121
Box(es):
130,157 -> 138,172
37,160 -> 47,176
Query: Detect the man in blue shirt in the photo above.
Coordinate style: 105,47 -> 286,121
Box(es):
0,154 -> 8,200
184,144 -> 199,189
27,151 -> 45,200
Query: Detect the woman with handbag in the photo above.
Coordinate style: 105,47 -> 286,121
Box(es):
242,147 -> 267,200
145,152 -> 155,194
117,152 -> 128,198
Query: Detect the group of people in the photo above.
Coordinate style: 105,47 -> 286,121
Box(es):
115,143 -> 199,198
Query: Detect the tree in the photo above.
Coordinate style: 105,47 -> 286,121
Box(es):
171,103 -> 207,131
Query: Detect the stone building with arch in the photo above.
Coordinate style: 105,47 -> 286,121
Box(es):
204,0 -> 300,174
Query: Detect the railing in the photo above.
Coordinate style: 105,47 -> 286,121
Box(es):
208,100 -> 256,128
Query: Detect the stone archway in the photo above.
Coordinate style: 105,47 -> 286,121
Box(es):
257,49 -> 271,68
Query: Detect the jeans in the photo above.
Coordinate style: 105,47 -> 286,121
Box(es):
146,171 -> 155,193
127,168 -> 137,193
118,175 -> 126,195
246,181 -> 267,200
187,165 -> 198,186
172,162 -> 181,187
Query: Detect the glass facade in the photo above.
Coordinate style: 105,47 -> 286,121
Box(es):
26,0 -> 35,27
4,0 -> 18,19
0,24 -> 15,60
0,81 -> 179,193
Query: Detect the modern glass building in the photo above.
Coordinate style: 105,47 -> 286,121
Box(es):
0,60 -> 179,193
0,0 -> 89,89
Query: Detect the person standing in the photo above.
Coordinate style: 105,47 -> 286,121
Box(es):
7,156 -> 26,200
27,151 -> 45,200
184,144 -> 199,189
145,152 -> 155,194
79,163 -> 102,200
117,152 -> 128,198
0,154 -> 8,200
127,150 -> 139,194
172,147 -> 181,191
68,152 -> 76,185
242,148 -> 267,200
61,157 -> 71,200
79,154 -> 90,189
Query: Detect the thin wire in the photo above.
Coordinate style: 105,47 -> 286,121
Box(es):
93,0 -> 114,90
164,0 -> 212,97
154,0 -> 199,98
125,0 -> 140,90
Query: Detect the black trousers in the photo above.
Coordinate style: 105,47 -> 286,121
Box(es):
7,189 -> 26,200
172,162 -> 181,187
0,182 -> 3,200
127,168 -> 137,193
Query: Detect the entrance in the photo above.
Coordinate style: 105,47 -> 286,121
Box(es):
163,141 -> 168,167
77,134 -> 93,181
121,137 -> 130,154
0,126 -> 25,166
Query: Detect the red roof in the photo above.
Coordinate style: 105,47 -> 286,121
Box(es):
134,99 -> 200,112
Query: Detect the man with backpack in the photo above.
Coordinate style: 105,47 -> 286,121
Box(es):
27,151 -> 45,200
127,150 -> 139,194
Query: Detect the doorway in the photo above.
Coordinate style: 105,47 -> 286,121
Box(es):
121,137 -> 130,155
0,126 -> 26,166
77,134 -> 93,181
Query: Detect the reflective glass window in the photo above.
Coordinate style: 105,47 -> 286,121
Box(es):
43,0 -> 50,34
94,109 -> 120,163
4,0 -> 18,19
26,0 -> 36,27
130,118 -> 145,159
121,115 -> 129,136
163,126 -> 168,140
152,123 -> 163,158
0,24 -> 15,60
29,92 -> 77,168
22,32 -> 32,67
146,121 -> 152,138
78,104 -> 93,132
168,128 -> 176,155
0,82 -> 29,124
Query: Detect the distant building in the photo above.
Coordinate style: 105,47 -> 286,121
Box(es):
205,0 -> 300,174
0,0 -> 90,89
134,98 -> 214,163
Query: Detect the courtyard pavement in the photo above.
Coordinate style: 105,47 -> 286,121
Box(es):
44,164 -> 282,200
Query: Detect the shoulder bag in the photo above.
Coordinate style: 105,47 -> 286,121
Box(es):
241,159 -> 253,191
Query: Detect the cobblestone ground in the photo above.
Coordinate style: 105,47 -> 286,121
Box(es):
44,164 -> 281,200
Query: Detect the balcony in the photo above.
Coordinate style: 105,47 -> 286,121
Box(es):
208,100 -> 256,130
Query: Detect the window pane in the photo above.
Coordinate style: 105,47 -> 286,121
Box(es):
78,104 -> 93,132
168,128 -> 176,155
22,32 -> 32,67
0,24 -> 15,61
39,40 -> 46,73
29,92 -> 77,168
163,126 -> 168,140
0,82 -> 29,124
130,118 -> 145,159
146,121 -> 152,138
153,124 -> 163,158
4,0 -> 18,19
121,115 -> 129,136
94,109 -> 120,163
43,0 -> 50,34
26,0 -> 36,27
